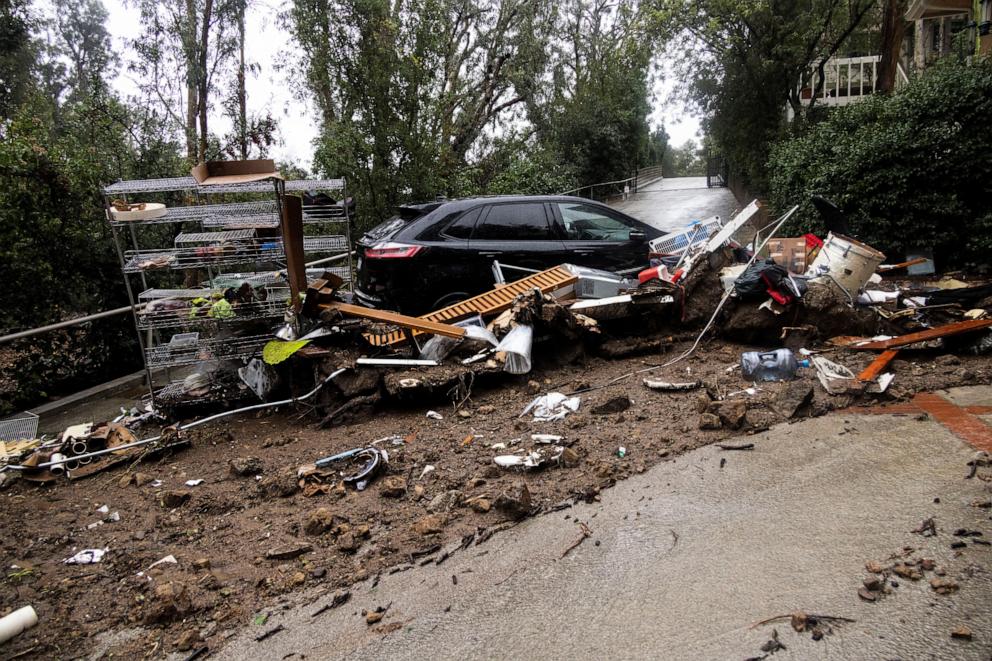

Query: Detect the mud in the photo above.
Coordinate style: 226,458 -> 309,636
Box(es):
1,338 -> 989,659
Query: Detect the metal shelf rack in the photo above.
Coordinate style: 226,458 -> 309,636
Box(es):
104,173 -> 355,403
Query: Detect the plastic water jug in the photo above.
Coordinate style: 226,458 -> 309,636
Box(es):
740,349 -> 810,381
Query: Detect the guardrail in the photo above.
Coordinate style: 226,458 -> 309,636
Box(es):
558,165 -> 665,201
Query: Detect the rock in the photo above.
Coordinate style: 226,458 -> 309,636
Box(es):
892,564 -> 922,580
259,470 -> 299,498
920,558 -> 936,571
526,380 -> 542,394
145,582 -> 192,624
457,409 -> 472,419
174,629 -> 201,652
865,560 -> 885,573
412,515 -> 445,535
591,396 -> 631,415
199,621 -> 218,639
468,498 -> 491,513
134,472 -> 154,486
291,571 -> 306,586
495,481 -> 532,519
863,577 -> 883,591
160,490 -> 191,509
230,456 -> 264,476
427,490 -> 464,513
714,400 -> 747,429
951,625 -> 973,640
560,447 -> 581,467
413,485 -> 425,500
857,587 -> 878,602
355,523 -> 371,538
477,405 -> 496,415
310,567 -> 327,579
336,532 -> 360,553
774,382 -> 814,418
304,508 -> 334,536
264,544 -> 313,561
380,476 -> 407,498
698,413 -> 722,430
365,610 -> 385,625
936,355 -> 961,367
696,392 -> 712,413
192,558 -> 211,570
930,577 -> 959,595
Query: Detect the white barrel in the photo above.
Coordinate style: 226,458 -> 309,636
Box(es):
807,232 -> 885,295
0,605 -> 38,643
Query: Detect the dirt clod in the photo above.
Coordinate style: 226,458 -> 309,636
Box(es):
230,456 -> 264,476
427,490 -> 464,513
495,481 -> 532,519
380,476 -> 408,498
160,490 -> 190,509
145,581 -> 192,624
412,515 -> 445,535
698,413 -> 722,430
305,508 -> 335,536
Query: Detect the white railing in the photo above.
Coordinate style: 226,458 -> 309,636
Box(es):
798,55 -> 909,108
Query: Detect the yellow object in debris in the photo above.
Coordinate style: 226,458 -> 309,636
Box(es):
262,339 -> 310,365
207,298 -> 235,319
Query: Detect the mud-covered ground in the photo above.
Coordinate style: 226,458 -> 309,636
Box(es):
1,338 -> 990,659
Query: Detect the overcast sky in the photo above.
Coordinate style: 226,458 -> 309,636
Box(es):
101,0 -> 700,171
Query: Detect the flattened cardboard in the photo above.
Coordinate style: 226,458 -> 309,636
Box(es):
191,159 -> 283,186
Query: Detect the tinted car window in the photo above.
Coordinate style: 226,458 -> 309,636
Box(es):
441,208 -> 482,240
474,204 -> 552,240
556,202 -> 632,241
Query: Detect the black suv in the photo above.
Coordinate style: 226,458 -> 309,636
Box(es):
355,196 -> 662,315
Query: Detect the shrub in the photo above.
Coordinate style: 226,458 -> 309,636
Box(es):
768,58 -> 992,270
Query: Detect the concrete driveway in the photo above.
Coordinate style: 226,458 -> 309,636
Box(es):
216,386 -> 992,661
611,176 -> 740,234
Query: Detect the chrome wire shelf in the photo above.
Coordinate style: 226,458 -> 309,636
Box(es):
136,287 -> 290,330
108,201 -> 280,228
145,334 -> 270,369
208,266 -> 351,289
122,236 -> 349,272
175,228 -> 256,245
104,177 -> 345,196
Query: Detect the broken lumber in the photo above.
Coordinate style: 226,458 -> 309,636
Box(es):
848,319 -> 992,350
857,349 -> 899,382
322,302 -> 467,339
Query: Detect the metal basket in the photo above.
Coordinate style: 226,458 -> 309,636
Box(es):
0,411 -> 39,442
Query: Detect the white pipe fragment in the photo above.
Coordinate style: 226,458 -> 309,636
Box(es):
0,605 -> 38,643
642,379 -> 700,391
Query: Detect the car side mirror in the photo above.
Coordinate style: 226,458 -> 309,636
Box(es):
629,230 -> 646,243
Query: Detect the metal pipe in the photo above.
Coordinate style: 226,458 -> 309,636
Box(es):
4,368 -> 347,471
305,251 -> 354,268
71,440 -> 88,456
0,306 -> 141,345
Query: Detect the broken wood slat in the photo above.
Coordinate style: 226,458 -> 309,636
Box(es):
365,265 -> 578,346
848,319 -> 992,350
322,303 -> 467,339
857,349 -> 900,382
877,257 -> 928,272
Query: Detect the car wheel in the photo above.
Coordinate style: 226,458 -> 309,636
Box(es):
431,292 -> 469,311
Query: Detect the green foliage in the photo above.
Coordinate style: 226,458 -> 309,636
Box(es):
666,139 -> 706,177
768,59 -> 992,269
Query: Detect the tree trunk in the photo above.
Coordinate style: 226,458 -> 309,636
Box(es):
236,0 -> 248,160
185,0 -> 199,162
878,0 -> 907,93
198,0 -> 214,163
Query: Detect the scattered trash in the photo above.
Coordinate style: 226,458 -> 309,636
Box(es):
426,411 -> 443,420
520,393 -> 580,422
148,555 -> 178,570
811,356 -> 857,395
642,379 -> 700,391
617,447 -> 627,458
741,349 -> 809,382
494,445 -> 564,469
494,324 -> 533,374
64,548 -> 108,565
0,605 -> 38,644
185,479 -> 205,486
418,465 -> 435,479
950,625 -> 973,640
717,443 -> 754,451
531,434 -> 563,444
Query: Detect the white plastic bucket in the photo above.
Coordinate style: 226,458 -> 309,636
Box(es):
807,232 -> 885,295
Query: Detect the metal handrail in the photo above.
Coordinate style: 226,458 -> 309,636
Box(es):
0,251 -> 354,345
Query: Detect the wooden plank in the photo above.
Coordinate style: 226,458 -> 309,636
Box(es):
280,195 -> 306,312
849,319 -> 992,350
364,265 -> 578,347
323,303 -> 467,339
858,349 -> 900,382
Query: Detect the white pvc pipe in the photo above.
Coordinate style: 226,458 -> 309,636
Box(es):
0,605 -> 38,643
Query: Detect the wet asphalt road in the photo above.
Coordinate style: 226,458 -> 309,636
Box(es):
214,386 -> 992,661
611,176 -> 739,234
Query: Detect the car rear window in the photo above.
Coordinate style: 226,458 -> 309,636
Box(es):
474,203 -> 552,240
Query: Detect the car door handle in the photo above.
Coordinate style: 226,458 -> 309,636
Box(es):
479,251 -> 503,257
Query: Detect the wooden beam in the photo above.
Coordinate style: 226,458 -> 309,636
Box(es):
322,302 -> 467,339
849,319 -> 992,350
858,349 -> 900,382
280,195 -> 306,311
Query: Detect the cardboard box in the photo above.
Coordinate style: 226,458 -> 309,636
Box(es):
764,237 -> 809,274
190,159 -> 282,186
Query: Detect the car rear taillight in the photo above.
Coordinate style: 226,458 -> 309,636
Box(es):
364,242 -> 424,259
